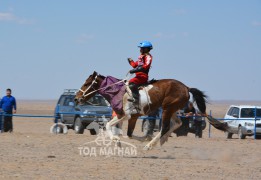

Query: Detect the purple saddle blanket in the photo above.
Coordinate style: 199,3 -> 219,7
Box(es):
98,76 -> 126,113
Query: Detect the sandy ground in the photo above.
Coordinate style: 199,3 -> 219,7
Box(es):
0,100 -> 260,180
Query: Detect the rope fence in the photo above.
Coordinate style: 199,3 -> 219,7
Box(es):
0,109 -> 260,139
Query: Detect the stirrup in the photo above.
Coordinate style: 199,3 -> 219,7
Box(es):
131,106 -> 141,114
127,98 -> 135,102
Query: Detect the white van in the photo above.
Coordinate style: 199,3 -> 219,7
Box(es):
224,105 -> 261,139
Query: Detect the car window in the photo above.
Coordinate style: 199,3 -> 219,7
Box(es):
82,96 -> 108,106
227,107 -> 234,116
58,96 -> 66,105
64,97 -> 74,106
58,95 -> 74,106
241,108 -> 261,118
257,109 -> 261,117
241,108 -> 255,118
231,107 -> 239,117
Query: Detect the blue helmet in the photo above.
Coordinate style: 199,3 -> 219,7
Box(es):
138,41 -> 153,49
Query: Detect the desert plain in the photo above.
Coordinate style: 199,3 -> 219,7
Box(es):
0,100 -> 260,180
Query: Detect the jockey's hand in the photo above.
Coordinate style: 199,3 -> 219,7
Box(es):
129,69 -> 135,74
129,66 -> 144,74
127,58 -> 133,63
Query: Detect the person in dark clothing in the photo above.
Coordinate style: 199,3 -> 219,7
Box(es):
175,102 -> 195,136
185,102 -> 203,138
142,108 -> 160,140
194,109 -> 203,138
184,102 -> 196,117
0,89 -> 17,132
0,97 -> 2,132
175,101 -> 203,138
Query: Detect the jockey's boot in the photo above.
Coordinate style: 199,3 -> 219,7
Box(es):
128,83 -> 140,110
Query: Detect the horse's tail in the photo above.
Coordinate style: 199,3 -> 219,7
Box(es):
189,88 -> 207,114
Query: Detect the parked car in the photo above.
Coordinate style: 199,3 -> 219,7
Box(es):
141,109 -> 206,136
224,105 -> 261,139
54,89 -> 112,134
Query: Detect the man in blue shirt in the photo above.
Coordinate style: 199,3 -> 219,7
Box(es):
0,97 -> 2,132
0,89 -> 17,132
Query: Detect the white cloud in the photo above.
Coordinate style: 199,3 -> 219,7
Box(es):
17,18 -> 33,25
76,33 -> 94,43
181,32 -> 189,37
252,21 -> 261,27
153,32 -> 176,39
0,12 -> 15,21
153,32 -> 163,38
0,12 -> 33,24
153,32 -> 189,39
8,7 -> 14,12
174,8 -> 187,15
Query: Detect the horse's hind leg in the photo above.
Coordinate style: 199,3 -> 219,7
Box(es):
143,128 -> 162,150
144,108 -> 182,148
160,112 -> 182,145
143,108 -> 173,150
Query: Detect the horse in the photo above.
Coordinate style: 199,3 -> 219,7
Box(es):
74,71 -> 207,150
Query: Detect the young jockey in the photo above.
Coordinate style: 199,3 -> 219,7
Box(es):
127,41 -> 153,106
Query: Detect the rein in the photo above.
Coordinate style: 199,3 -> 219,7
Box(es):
79,73 -> 132,98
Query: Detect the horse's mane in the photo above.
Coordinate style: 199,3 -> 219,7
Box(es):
98,74 -> 106,79
89,72 -> 106,80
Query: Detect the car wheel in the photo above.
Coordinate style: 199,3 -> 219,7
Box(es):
142,120 -> 150,136
225,131 -> 233,139
238,126 -> 246,139
52,124 -> 63,134
90,129 -> 97,135
74,117 -> 84,134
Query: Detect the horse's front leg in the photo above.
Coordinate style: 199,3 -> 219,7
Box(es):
106,114 -> 130,141
127,115 -> 139,137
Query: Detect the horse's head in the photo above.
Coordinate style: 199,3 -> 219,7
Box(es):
74,71 -> 104,105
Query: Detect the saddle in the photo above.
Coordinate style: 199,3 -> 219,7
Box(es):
138,79 -> 157,89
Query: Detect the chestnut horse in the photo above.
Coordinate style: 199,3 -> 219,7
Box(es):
74,71 -> 207,150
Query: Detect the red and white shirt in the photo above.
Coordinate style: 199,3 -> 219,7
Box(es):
130,54 -> 153,76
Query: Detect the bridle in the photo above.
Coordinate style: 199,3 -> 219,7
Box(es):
77,72 -> 132,100
78,74 -> 98,98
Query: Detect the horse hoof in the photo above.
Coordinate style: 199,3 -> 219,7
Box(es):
116,141 -> 121,148
122,136 -> 132,139
143,145 -> 152,151
112,136 -> 120,141
146,136 -> 153,141
160,135 -> 168,146
106,123 -> 111,130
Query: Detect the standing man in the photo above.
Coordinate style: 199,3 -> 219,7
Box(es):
184,102 -> 203,138
175,102 -> 195,136
0,95 -> 2,132
194,109 -> 203,138
0,89 -> 17,132
142,108 -> 160,140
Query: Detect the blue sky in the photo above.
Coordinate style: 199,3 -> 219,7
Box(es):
0,0 -> 260,100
